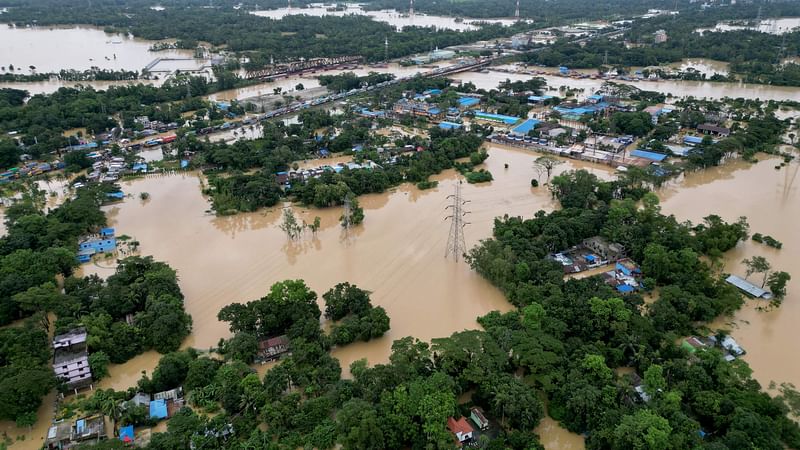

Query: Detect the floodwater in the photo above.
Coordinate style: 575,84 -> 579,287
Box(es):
0,25 -> 195,73
207,62 -> 432,102
451,69 -> 800,102
668,58 -> 730,77
659,154 -> 800,389
535,416 -> 586,449
0,79 -> 163,96
696,17 -> 800,35
250,4 -> 521,31
69,145 -> 614,449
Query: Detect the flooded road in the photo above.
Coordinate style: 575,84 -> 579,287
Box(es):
0,26 -> 195,73
659,155 -> 800,389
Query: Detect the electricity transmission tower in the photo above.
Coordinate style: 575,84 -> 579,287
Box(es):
514,0 -> 520,18
444,181 -> 470,261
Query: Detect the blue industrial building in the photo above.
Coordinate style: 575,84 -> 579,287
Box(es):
510,119 -> 541,135
439,122 -> 463,130
630,149 -> 668,162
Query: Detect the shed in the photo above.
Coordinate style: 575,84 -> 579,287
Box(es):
469,407 -> 489,431
439,122 -> 462,130
630,149 -> 668,162
683,136 -> 704,146
100,228 -> 115,237
528,95 -> 554,103
725,275 -> 772,299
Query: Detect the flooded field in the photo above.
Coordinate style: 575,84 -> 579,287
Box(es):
250,4 -> 521,31
453,69 -> 800,102
659,154 -> 800,390
207,62 -> 433,102
0,26 -> 195,73
696,17 -> 800,35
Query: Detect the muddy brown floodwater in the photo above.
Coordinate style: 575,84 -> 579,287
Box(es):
74,145 -> 613,449
659,154 -> 800,390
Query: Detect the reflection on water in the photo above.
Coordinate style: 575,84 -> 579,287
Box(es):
660,155 -> 800,389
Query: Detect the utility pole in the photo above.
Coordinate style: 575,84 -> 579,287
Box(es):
444,181 -> 470,261
385,36 -> 389,61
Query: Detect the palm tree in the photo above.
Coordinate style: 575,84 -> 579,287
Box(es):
100,397 -> 121,437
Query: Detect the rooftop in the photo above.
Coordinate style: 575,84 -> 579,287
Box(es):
447,416 -> 474,436
510,119 -> 540,135
725,274 -> 772,299
630,149 -> 668,162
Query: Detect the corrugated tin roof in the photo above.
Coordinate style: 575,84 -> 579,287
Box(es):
725,275 -> 771,299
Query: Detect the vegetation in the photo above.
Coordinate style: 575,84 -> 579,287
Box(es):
0,3 -> 535,63
465,169 -> 798,448
318,72 -> 394,93
752,233 -> 783,249
525,6 -> 800,86
0,184 -> 191,424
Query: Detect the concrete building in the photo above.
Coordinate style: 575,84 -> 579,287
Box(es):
53,328 -> 93,393
654,29 -> 668,43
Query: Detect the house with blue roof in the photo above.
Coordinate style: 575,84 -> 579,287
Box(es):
439,122 -> 462,130
630,149 -> 668,162
528,95 -> 554,104
510,119 -> 540,136
683,135 -> 705,146
149,399 -> 168,420
457,97 -> 480,109
473,111 -> 521,125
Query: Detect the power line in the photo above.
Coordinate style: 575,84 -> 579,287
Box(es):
444,181 -> 470,261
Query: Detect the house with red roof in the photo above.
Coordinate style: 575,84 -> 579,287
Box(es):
447,416 -> 474,446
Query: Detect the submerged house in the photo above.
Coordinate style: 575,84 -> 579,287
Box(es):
725,274 -> 772,299
77,228 -> 116,263
256,335 -> 291,363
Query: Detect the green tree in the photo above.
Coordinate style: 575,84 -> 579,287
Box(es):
613,410 -> 672,450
